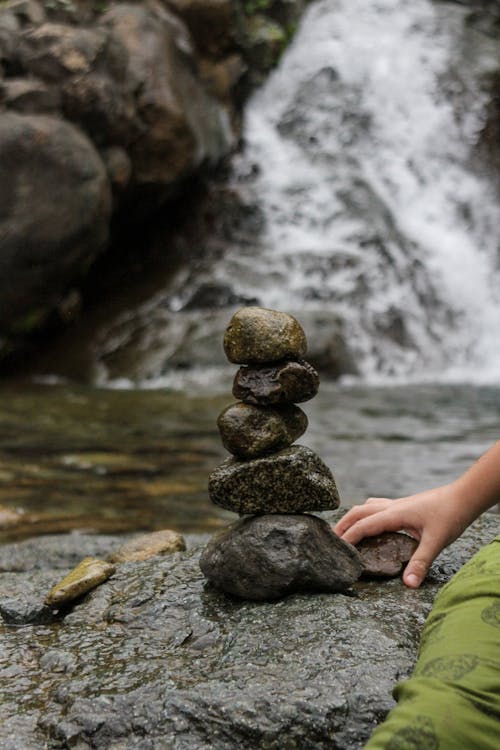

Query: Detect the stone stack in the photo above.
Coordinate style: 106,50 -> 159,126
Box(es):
200,307 -> 362,600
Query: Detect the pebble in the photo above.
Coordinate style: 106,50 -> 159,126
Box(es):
217,402 -> 308,458
233,358 -> 319,405
199,513 -> 363,600
356,532 -> 418,577
223,307 -> 307,364
44,557 -> 116,607
208,445 -> 340,514
109,529 -> 186,563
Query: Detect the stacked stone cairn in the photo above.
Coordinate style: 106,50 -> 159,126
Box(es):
200,307 -> 363,601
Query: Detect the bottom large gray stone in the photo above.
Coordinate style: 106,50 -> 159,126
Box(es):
199,514 -> 363,600
0,515 -> 497,750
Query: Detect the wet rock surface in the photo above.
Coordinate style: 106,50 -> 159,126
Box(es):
357,532 -> 419,578
199,514 -> 363,600
0,516 -> 496,749
217,401 -> 308,458
208,445 -> 340,513
233,358 -> 320,405
223,307 -> 307,364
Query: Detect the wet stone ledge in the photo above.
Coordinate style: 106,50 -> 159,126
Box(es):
0,515 -> 497,750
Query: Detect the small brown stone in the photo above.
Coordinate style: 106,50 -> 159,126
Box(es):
356,532 -> 418,577
217,402 -> 307,458
223,307 -> 307,364
109,529 -> 186,563
233,358 -> 319,405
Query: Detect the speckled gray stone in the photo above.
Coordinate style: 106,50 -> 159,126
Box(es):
223,307 -> 307,364
208,445 -> 340,514
217,402 -> 308,458
233,359 -> 319,405
199,514 -> 363,600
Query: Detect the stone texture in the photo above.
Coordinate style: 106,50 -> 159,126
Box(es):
233,358 -> 319,405
44,557 -> 116,607
357,532 -> 419,577
217,401 -> 307,458
208,445 -> 340,514
199,513 -> 363,600
0,112 -> 111,337
223,306 -> 307,364
108,529 -> 186,563
0,517 -> 496,749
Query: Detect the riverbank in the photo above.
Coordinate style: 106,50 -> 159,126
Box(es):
0,514 -> 497,748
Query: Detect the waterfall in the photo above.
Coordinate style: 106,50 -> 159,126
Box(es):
96,0 -> 500,385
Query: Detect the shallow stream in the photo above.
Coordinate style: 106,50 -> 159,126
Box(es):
1,378 -> 498,542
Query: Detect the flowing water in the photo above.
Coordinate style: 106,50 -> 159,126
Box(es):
47,0 -> 500,388
0,379 -> 498,541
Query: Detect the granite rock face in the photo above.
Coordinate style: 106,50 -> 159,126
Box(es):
208,445 -> 340,513
199,513 -> 363,600
217,401 -> 308,458
0,112 -> 111,336
233,358 -> 320,405
0,516 -> 496,749
357,532 -> 419,578
223,307 -> 307,364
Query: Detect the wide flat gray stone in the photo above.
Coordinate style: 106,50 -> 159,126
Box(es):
199,514 -> 362,600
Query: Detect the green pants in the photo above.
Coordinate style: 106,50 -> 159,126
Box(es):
365,536 -> 500,749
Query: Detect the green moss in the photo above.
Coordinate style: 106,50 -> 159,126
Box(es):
10,307 -> 48,335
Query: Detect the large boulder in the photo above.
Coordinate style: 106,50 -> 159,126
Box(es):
0,112 -> 111,342
0,515 -> 496,748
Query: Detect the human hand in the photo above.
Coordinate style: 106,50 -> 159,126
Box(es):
333,484 -> 473,588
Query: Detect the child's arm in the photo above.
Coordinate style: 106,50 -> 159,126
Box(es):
334,441 -> 500,588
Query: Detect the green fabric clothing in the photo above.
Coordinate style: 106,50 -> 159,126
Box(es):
365,535 -> 500,749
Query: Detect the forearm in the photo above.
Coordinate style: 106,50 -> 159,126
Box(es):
450,440 -> 500,521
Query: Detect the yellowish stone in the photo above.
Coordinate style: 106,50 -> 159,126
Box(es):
0,505 -> 25,528
44,557 -> 116,607
109,529 -> 186,563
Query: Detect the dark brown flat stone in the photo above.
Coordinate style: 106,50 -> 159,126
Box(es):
233,359 -> 319,405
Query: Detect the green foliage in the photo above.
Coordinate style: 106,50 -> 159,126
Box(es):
44,0 -> 77,14
244,0 -> 272,16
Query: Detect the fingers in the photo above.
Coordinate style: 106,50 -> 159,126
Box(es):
333,498 -> 394,537
403,535 -> 441,588
340,509 -> 409,546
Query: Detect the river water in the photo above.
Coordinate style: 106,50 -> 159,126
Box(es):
1,378 -> 498,541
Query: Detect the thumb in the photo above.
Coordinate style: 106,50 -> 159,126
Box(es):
403,535 -> 440,588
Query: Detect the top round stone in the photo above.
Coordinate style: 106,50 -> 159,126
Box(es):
223,307 -> 307,364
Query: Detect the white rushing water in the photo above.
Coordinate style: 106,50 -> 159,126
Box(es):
192,0 -> 500,382
91,0 -> 500,388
